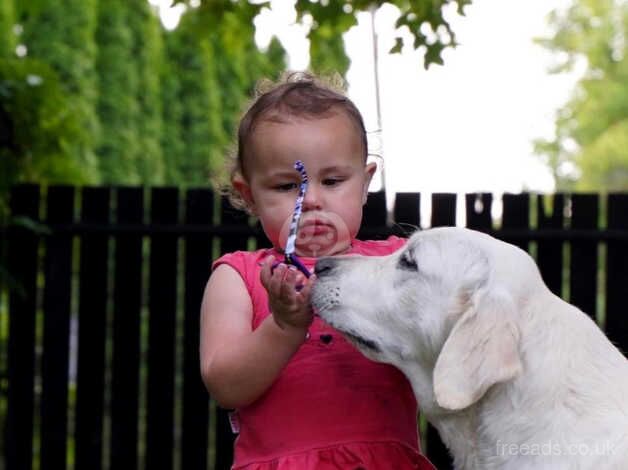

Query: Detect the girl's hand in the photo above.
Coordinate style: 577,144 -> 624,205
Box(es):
260,256 -> 315,334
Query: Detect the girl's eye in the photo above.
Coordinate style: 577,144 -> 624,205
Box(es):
274,183 -> 298,192
323,178 -> 343,186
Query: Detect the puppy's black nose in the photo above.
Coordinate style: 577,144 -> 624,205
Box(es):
314,257 -> 337,276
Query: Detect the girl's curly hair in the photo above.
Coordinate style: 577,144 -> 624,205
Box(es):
218,71 -> 368,211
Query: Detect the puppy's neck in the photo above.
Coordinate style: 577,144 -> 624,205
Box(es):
429,409 -> 481,470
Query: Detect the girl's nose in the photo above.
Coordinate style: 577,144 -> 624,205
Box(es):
302,183 -> 322,211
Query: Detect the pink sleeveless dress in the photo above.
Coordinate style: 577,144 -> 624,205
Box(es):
213,236 -> 436,470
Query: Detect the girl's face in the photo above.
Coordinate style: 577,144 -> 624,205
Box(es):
234,111 -> 376,258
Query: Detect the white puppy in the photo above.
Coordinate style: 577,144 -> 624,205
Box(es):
311,227 -> 628,470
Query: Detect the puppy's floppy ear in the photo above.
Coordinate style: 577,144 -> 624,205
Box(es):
433,285 -> 522,411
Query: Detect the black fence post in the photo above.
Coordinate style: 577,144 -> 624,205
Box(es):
358,191 -> 388,239
424,193 -> 457,470
145,187 -> 180,470
109,187 -> 144,469
536,194 -> 564,297
605,194 -> 628,353
570,194 -> 599,320
466,193 -> 492,232
75,187 -> 110,470
212,197 -> 250,470
393,192 -> 421,235
40,185 -> 74,470
431,193 -> 456,228
181,189 -> 213,470
502,194 -> 530,252
6,184 -> 40,470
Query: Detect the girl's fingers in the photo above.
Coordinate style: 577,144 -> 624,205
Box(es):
295,275 -> 314,303
279,267 -> 299,299
261,259 -> 314,320
259,256 -> 275,287
267,264 -> 296,304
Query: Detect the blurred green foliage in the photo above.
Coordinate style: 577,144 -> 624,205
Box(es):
95,0 -> 143,184
0,0 -> 476,207
535,0 -> 628,191
130,1 -> 166,185
294,0 -> 471,68
0,0 -> 289,216
0,0 -> 16,58
95,0 -> 167,185
179,0 -> 472,70
19,0 -> 101,181
0,59 -> 92,216
3,0 -> 626,202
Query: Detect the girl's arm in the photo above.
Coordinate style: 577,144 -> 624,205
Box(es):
200,260 -> 313,409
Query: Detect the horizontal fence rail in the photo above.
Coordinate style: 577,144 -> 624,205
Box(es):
1,185 -> 627,470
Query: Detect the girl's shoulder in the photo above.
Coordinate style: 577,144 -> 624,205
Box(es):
213,249 -> 261,268
211,248 -> 275,289
352,235 -> 408,256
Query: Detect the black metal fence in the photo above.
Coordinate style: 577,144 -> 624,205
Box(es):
1,185 -> 627,470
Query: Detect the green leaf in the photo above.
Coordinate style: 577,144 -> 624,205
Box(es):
390,37 -> 404,54
424,42 -> 446,68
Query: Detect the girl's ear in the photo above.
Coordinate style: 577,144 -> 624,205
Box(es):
362,162 -> 377,205
232,175 -> 257,215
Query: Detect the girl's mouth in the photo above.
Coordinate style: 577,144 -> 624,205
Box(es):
300,221 -> 334,237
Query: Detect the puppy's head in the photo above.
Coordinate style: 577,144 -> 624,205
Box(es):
312,227 -> 535,411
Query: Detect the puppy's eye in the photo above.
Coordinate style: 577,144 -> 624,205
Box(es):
398,251 -> 418,271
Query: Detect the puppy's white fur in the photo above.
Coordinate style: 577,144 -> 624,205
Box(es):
312,227 -> 628,470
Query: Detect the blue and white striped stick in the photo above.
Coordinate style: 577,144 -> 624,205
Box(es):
283,160 -> 311,278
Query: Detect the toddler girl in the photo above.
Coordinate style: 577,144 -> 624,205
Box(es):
200,72 -> 435,470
